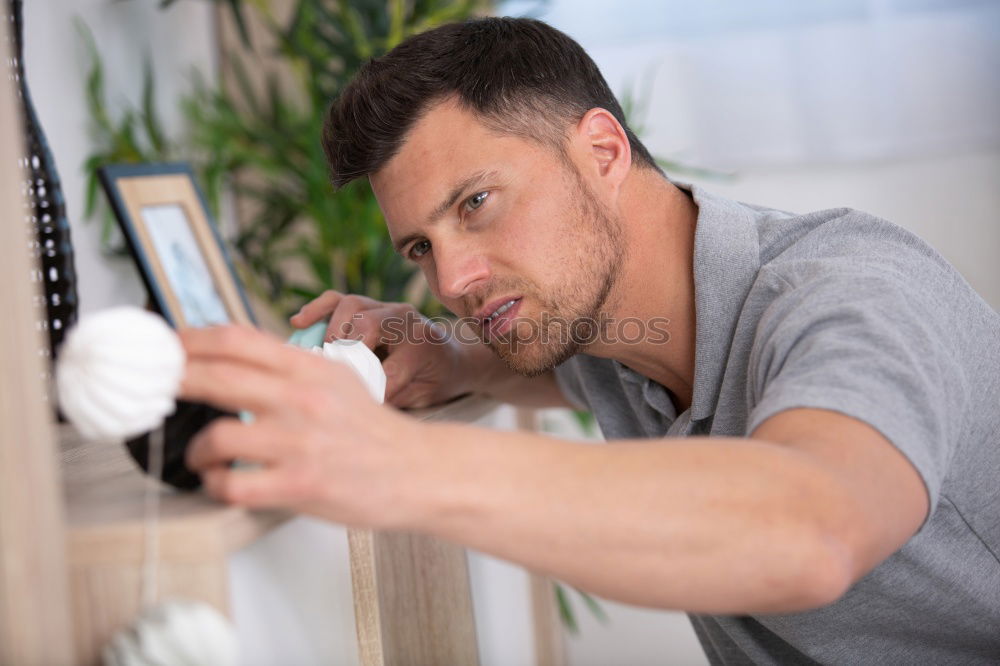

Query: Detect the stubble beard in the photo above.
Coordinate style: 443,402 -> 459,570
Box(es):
488,171 -> 626,377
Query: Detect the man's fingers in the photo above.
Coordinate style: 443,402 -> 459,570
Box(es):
381,344 -> 425,400
186,417 -> 285,471
181,325 -> 289,370
180,325 -> 335,383
201,465 -> 291,508
385,381 -> 438,410
182,351 -> 361,420
290,290 -> 346,329
328,305 -> 411,350
181,356 -> 302,415
324,299 -> 407,343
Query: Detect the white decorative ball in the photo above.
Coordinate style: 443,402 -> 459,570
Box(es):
321,339 -> 387,403
103,599 -> 238,666
56,306 -> 185,440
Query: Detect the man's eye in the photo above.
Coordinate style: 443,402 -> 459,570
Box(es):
409,239 -> 431,259
465,191 -> 489,211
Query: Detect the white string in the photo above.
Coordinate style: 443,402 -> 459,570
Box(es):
141,426 -> 164,608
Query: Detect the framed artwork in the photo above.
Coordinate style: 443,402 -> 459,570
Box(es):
98,163 -> 255,328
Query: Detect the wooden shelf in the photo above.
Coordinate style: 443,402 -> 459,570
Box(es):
60,426 -> 287,565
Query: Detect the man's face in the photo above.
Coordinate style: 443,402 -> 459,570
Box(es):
370,99 -> 625,376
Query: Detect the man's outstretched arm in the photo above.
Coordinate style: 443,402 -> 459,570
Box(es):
406,407 -> 928,615
180,325 -> 928,616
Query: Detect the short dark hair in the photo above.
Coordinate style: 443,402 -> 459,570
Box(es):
322,17 -> 659,188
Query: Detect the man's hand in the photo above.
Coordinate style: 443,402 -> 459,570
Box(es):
290,290 -> 489,409
179,325 -> 422,528
291,290 -> 575,410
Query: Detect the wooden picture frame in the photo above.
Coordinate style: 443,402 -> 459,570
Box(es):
98,162 -> 255,328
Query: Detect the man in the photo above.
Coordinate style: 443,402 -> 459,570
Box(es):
179,17 -> 1000,664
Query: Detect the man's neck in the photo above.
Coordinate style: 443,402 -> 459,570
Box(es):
587,171 -> 698,413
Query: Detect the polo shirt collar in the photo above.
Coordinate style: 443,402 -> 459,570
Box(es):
684,183 -> 761,422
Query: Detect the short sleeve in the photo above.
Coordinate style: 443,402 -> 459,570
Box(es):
747,270 -> 969,517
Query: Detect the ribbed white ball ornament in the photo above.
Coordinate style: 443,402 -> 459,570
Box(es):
55,306 -> 185,440
102,599 -> 238,666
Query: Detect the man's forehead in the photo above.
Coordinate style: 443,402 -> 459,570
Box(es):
370,101 -> 511,224
374,101 -> 487,188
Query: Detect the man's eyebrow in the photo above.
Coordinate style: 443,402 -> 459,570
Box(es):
392,170 -> 498,255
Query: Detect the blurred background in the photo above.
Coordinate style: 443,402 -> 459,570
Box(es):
21,0 -> 998,664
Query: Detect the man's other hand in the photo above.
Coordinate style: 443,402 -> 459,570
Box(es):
291,290 -> 484,409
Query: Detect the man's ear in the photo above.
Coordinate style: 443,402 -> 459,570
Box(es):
575,107 -> 632,189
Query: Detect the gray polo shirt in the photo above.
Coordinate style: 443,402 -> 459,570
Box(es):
554,184 -> 1000,664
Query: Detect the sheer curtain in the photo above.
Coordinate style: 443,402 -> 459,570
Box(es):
504,0 -> 1000,169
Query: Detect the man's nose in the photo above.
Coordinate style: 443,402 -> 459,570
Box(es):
435,244 -> 491,302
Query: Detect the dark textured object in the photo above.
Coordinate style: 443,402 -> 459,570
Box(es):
7,0 -> 79,361
125,401 -> 228,490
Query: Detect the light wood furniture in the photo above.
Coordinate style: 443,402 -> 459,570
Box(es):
0,12 -> 75,663
531,575 -> 568,666
348,398 -> 496,666
517,410 -> 569,666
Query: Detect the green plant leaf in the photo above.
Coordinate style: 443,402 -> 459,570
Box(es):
225,0 -> 254,49
571,410 -> 597,434
77,19 -> 115,136
555,583 -> 579,635
578,589 -> 609,624
552,582 -> 609,634
141,56 -> 167,154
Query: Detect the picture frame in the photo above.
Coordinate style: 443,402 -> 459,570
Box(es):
98,162 -> 256,328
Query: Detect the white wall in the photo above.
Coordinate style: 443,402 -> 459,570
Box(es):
228,517 -> 361,665
23,0 -> 218,315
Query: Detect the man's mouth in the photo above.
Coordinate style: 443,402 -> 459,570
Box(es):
478,297 -> 523,337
